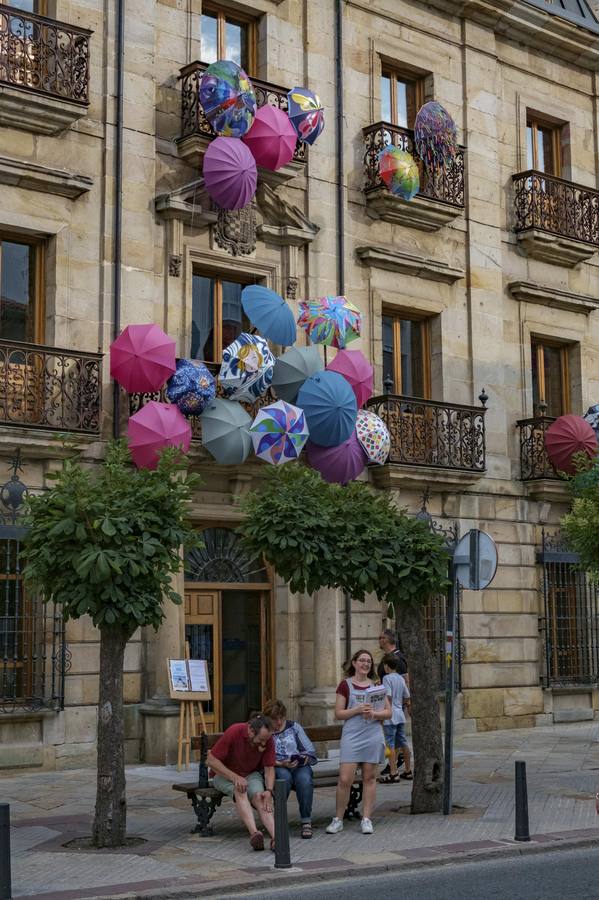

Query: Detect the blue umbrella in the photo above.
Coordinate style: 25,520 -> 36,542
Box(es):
241,285 -> 297,347
166,359 -> 216,416
297,370 -> 357,448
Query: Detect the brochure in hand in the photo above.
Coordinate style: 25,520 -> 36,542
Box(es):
353,683 -> 388,711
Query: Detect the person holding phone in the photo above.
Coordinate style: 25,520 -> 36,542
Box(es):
263,699 -> 317,839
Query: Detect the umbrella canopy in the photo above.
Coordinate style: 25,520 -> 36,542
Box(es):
326,349 -> 373,408
297,296 -> 362,350
110,324 -> 176,393
356,409 -> 390,465
243,105 -> 297,171
219,332 -> 275,402
272,345 -> 324,403
166,359 -> 216,416
287,86 -> 324,146
127,401 -> 191,470
200,398 -> 252,465
241,285 -> 296,346
249,400 -> 309,465
544,414 -> 598,475
414,100 -> 458,171
203,137 -> 257,211
199,59 -> 256,138
378,146 -> 420,201
584,404 -> 599,439
297,370 -> 357,447
305,432 -> 366,484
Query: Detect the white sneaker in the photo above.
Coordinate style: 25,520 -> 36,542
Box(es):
326,817 -> 344,834
361,817 -> 374,834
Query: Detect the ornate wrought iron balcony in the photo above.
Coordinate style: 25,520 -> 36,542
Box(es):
513,170 -> 599,247
365,393 -> 486,472
0,340 -> 101,434
0,4 -> 90,105
179,61 -> 306,164
362,121 -> 465,207
517,414 -> 560,480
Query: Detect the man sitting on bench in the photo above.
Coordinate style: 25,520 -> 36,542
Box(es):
206,714 -> 277,852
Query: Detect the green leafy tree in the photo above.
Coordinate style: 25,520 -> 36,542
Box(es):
22,441 -> 200,847
240,465 -> 449,813
563,457 -> 599,578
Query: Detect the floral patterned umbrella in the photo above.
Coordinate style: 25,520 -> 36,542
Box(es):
297,296 -> 361,349
219,332 -> 275,402
249,400 -> 309,465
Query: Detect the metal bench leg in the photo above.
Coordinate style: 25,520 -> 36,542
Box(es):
189,793 -> 222,836
344,782 -> 362,820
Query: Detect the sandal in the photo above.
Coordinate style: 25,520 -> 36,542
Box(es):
250,831 -> 264,851
380,773 -> 399,784
301,823 -> 313,839
400,771 -> 413,780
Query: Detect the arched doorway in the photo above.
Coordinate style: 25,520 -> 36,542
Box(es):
184,527 -> 273,732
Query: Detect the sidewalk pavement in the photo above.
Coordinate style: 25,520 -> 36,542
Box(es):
4,722 -> 599,899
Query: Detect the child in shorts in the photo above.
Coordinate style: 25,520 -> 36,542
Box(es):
380,653 -> 412,782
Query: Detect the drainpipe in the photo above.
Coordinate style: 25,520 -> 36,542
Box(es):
112,0 -> 125,439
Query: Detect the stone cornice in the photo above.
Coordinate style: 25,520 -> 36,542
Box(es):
508,280 -> 599,314
356,245 -> 464,284
0,155 -> 92,198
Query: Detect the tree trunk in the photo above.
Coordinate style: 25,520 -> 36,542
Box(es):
396,601 -> 443,814
93,623 -> 132,847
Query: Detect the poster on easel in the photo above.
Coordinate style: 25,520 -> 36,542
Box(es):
168,658 -> 211,702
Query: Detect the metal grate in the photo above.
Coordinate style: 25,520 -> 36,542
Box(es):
513,169 -> 599,247
517,414 -> 559,480
423,590 -> 462,693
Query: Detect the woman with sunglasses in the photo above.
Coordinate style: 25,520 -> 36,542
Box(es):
326,648 -> 391,836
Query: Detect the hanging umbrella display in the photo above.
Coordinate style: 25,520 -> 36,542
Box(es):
203,137 -> 257,210
378,146 -> 420,201
287,86 -> 324,145
127,401 -> 192,470
249,400 -> 309,465
219,332 -> 275,402
297,370 -> 357,448
356,409 -> 390,465
242,105 -> 298,171
241,285 -> 296,346
199,59 -> 256,138
272,345 -> 324,403
414,100 -> 458,171
297,296 -> 361,350
544,414 -> 598,475
584,404 -> 599,439
200,398 -> 252,465
305,433 -> 366,484
110,324 -> 176,393
166,359 -> 216,416
326,349 -> 373,408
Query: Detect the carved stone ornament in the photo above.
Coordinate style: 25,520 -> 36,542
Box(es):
213,203 -> 257,257
169,254 -> 182,277
286,277 -> 298,300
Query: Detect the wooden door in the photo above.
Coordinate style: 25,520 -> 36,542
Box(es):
184,588 -> 221,732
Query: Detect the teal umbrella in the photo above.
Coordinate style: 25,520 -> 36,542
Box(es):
200,399 -> 252,465
272,346 -> 323,403
241,285 -> 296,346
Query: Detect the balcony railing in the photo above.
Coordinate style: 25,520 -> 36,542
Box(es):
517,414 -> 559,480
0,340 -> 101,434
365,394 -> 486,472
362,121 -> 465,207
0,4 -> 91,105
179,61 -> 307,163
513,170 -> 599,247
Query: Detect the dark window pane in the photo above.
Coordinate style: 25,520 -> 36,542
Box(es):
381,75 -> 391,123
540,127 -> 555,174
221,281 -> 249,349
191,275 -> 215,362
400,319 -> 425,397
200,12 -> 218,63
7,0 -> 36,10
225,18 -> 248,70
0,242 -> 33,342
542,344 -> 564,417
382,315 -> 395,392
532,343 -> 541,411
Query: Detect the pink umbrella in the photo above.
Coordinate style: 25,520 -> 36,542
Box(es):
305,432 -> 367,485
544,414 -> 598,475
128,401 -> 192,470
110,324 -> 176,393
326,349 -> 374,408
242,105 -> 297,171
203,136 -> 257,210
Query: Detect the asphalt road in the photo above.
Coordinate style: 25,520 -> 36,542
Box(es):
211,847 -> 599,900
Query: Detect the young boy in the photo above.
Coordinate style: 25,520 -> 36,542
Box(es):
381,653 -> 412,782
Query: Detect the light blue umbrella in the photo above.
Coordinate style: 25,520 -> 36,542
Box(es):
297,370 -> 357,447
272,345 -> 323,403
241,285 -> 297,347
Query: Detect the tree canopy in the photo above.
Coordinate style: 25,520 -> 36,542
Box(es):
563,457 -> 599,580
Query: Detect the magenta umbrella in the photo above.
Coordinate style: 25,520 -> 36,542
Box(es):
305,432 -> 366,484
110,324 -> 176,393
242,105 -> 297,171
203,136 -> 257,210
326,349 -> 374,408
128,401 -> 192,470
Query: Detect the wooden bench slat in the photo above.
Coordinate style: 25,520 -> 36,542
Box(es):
190,724 -> 342,752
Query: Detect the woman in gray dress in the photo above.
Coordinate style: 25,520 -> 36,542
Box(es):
326,649 -> 391,836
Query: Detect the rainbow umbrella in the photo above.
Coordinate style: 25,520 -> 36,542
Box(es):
249,400 -> 309,465
220,332 -> 275,402
199,59 -> 256,138
355,409 -> 390,465
127,401 -> 191,470
287,87 -> 324,145
110,324 -> 176,393
297,370 -> 357,447
378,146 -> 420,201
327,349 -> 373,408
297,296 -> 361,350
305,433 -> 366,484
243,105 -> 297,171
414,100 -> 458,171
203,137 -> 257,210
166,359 -> 216,416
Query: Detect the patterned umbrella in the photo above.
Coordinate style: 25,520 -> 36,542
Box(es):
220,332 -> 275,402
272,346 -> 324,403
287,87 -> 324,145
356,409 -> 390,465
110,324 -> 176,393
584,404 -> 599,439
243,105 -> 298,171
249,400 -> 309,465
297,296 -> 361,350
166,359 -> 216,416
327,349 -> 373,408
297,370 -> 357,447
378,146 -> 420,201
241,285 -> 296,347
305,433 -> 366,484
203,137 -> 257,211
200,398 -> 252,465
127,401 -> 191,470
414,101 -> 458,171
199,59 -> 256,138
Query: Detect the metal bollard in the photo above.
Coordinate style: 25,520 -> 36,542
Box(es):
0,803 -> 11,900
273,779 -> 291,869
514,760 -> 530,842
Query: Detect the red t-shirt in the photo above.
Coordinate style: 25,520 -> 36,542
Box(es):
336,680 -> 373,704
210,722 -> 276,778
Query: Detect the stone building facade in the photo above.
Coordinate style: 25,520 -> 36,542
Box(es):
2,0 -> 599,768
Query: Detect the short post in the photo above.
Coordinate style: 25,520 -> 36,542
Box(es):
273,779 -> 291,869
514,760 -> 530,842
0,803 -> 12,900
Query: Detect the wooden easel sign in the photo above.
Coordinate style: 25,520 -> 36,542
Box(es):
168,658 -> 211,770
